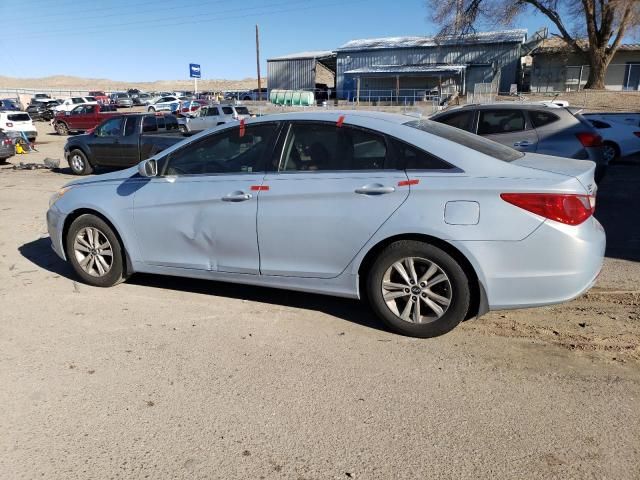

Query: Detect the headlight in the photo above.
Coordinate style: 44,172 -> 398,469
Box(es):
49,186 -> 72,207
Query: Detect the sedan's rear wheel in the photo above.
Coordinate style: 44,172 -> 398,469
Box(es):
367,241 -> 470,338
66,214 -> 126,287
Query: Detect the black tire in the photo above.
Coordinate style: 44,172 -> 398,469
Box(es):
366,240 -> 470,338
603,141 -> 620,165
68,149 -> 94,175
179,125 -> 188,133
55,121 -> 69,135
148,107 -> 156,113
65,214 -> 127,287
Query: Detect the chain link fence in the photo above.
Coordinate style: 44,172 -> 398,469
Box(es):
530,63 -> 640,93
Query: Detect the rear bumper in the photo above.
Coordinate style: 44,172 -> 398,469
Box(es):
453,216 -> 606,310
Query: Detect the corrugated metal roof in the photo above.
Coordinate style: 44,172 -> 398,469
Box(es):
532,37 -> 640,54
338,29 -> 527,52
268,50 -> 335,61
344,64 -> 466,75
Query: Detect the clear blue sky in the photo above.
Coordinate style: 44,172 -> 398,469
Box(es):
1,0 -> 556,81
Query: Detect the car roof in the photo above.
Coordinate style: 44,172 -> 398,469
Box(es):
454,102 -> 564,110
256,110 -> 416,125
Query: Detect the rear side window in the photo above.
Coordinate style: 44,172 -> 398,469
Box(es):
478,110 -> 526,135
435,110 -> 474,132
142,116 -> 157,132
7,114 -> 30,121
164,115 -> 178,131
530,110 -> 560,128
405,119 -> 524,162
222,107 -> 234,115
157,115 -> 166,129
280,122 -> 388,171
124,116 -> 137,136
589,119 -> 611,129
72,98 -> 84,104
392,138 -> 453,170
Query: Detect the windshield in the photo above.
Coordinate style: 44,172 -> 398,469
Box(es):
90,91 -> 105,96
404,119 -> 524,162
117,93 -> 128,98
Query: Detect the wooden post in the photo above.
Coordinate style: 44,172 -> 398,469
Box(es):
255,24 -> 262,101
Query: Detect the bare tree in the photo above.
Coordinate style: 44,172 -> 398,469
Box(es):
428,0 -> 640,89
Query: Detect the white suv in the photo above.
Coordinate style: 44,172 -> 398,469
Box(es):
54,97 -> 97,113
0,111 -> 37,141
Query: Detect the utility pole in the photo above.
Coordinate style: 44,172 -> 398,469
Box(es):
255,24 -> 262,101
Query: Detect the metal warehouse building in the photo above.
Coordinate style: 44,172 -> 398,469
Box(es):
267,30 -> 529,101
266,51 -> 337,91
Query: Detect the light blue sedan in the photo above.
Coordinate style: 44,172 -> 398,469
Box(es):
47,111 -> 605,337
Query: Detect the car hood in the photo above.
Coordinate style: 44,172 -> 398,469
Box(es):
65,165 -> 140,188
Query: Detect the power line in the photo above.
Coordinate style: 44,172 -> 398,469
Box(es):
19,0 -> 243,25
21,0 -> 318,39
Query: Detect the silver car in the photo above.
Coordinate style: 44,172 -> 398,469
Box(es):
110,92 -> 133,108
431,103 -> 607,182
46,111 -> 605,338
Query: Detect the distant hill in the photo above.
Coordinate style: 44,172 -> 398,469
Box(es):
0,75 -> 262,92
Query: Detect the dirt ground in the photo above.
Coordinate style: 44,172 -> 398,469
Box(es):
0,120 -> 639,479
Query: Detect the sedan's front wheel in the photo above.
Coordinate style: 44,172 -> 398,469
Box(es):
367,241 -> 470,338
66,214 -> 126,287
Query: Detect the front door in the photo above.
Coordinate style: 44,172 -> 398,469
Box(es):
257,121 -> 409,278
132,122 -> 279,272
476,108 -> 538,152
91,116 -> 125,165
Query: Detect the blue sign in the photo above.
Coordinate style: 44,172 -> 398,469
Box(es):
189,63 -> 201,78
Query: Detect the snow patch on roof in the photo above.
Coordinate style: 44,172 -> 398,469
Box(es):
338,29 -> 528,51
268,50 -> 336,61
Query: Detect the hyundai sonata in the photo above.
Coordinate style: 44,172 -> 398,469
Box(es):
47,111 -> 605,337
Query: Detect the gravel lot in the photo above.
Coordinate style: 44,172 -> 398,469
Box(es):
1,120 -> 639,479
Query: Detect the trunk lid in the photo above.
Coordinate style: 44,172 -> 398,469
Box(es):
512,153 -> 596,195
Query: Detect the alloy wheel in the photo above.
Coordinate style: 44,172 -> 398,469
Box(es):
73,227 -> 114,277
70,153 -> 84,172
381,257 -> 452,324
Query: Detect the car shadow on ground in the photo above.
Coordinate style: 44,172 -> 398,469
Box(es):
595,155 -> 640,262
19,237 -> 387,333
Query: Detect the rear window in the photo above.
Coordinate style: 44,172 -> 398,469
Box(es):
8,114 -> 30,122
589,119 -> 611,129
142,116 -> 157,132
405,119 -> 524,162
530,110 -> 560,128
164,115 -> 178,130
117,93 -> 128,98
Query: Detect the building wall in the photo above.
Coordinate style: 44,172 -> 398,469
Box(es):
267,58 -> 317,91
336,42 -> 522,98
531,51 -> 640,92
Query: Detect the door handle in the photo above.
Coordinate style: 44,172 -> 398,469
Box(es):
513,140 -> 531,147
354,184 -> 396,195
222,191 -> 252,202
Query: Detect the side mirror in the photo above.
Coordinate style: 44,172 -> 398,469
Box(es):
138,158 -> 158,177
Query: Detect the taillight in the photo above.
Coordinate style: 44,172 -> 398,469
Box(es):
500,193 -> 594,226
2,139 -> 11,145
5,122 -> 13,127
576,132 -> 603,147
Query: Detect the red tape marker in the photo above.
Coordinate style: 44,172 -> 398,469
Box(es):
250,185 -> 269,191
398,179 -> 420,187
239,118 -> 246,137
336,115 -> 345,127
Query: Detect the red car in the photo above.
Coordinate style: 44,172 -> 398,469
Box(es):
53,103 -> 120,135
88,91 -> 110,105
